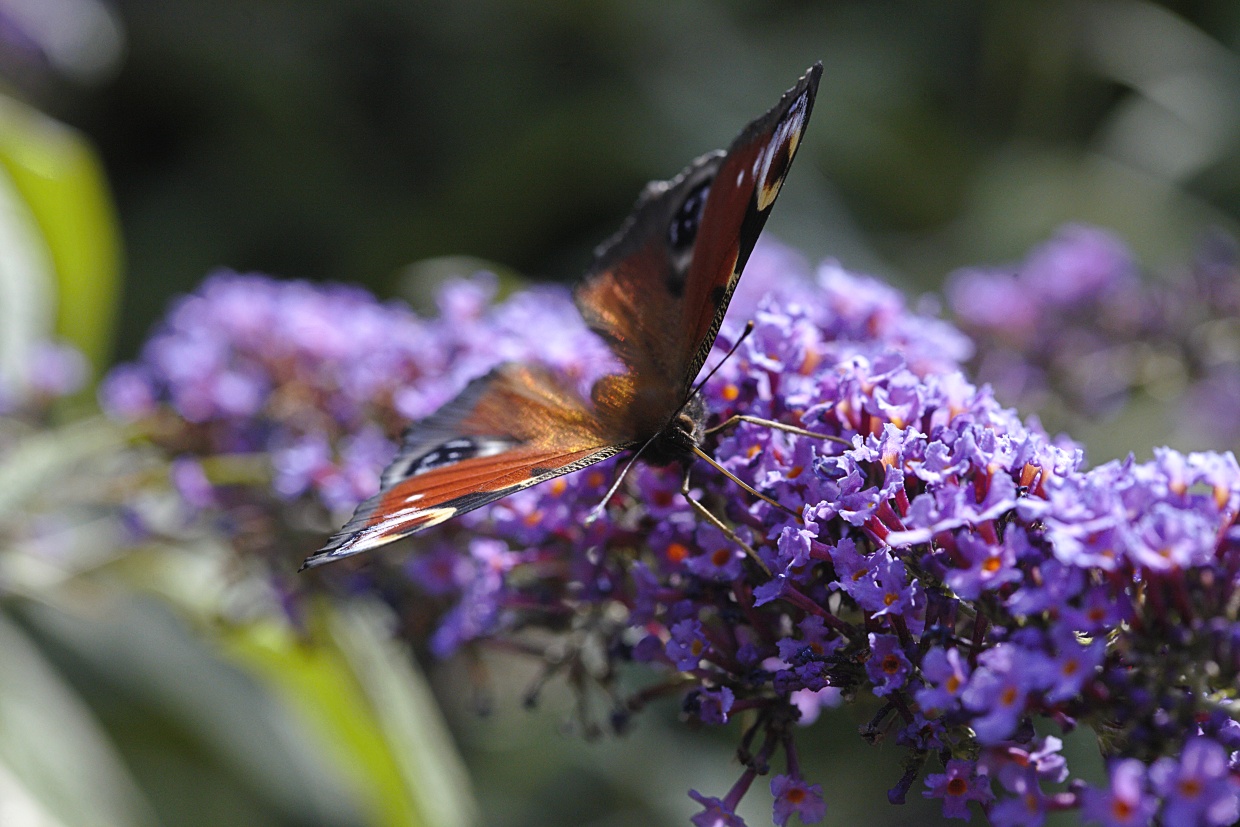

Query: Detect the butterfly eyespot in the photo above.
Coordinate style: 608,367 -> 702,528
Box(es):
756,90 -> 810,211
413,439 -> 480,473
668,181 -> 711,251
390,436 -> 519,484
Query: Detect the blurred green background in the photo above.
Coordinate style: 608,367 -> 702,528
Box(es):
37,0 -> 1240,358
5,1 -> 1240,825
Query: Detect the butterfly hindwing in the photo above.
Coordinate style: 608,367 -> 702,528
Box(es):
302,363 -> 632,568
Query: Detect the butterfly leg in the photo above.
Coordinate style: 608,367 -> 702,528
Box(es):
691,445 -> 801,522
705,414 -> 850,446
680,466 -> 771,576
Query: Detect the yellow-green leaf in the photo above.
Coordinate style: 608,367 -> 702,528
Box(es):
221,601 -> 477,827
0,95 -> 122,372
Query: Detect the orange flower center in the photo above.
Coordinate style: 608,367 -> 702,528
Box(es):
666,543 -> 690,563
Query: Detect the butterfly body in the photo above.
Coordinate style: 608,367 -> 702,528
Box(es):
634,392 -> 708,468
303,64 -> 822,570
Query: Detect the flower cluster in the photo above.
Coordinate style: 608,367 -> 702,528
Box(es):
0,339 -> 87,415
948,223 -> 1240,447
100,269 -> 615,527
105,236 -> 1240,825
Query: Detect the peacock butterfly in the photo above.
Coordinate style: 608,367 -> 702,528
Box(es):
302,63 -> 822,570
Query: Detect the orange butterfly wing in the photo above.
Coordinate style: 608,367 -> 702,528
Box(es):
302,363 -> 631,568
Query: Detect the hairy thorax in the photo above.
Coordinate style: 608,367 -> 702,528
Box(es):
642,393 -> 707,467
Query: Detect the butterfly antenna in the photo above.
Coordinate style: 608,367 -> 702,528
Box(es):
686,320 -> 755,403
585,437 -> 657,524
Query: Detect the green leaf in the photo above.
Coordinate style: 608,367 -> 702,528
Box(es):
330,603 -> 479,827
0,608 -> 157,827
222,601 -> 478,827
12,595 -> 369,827
0,95 -> 122,372
0,159 -> 55,396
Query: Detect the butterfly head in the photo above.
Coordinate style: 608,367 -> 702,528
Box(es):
643,392 -> 707,467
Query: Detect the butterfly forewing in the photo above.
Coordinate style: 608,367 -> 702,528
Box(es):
576,63 -> 822,407
302,363 -> 632,568
677,66 -> 820,386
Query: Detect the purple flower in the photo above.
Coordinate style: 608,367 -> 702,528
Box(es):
916,646 -> 970,715
272,434 -> 333,500
941,532 -> 1022,600
923,759 -> 994,820
170,457 -> 215,510
961,645 -> 1043,744
866,633 -> 911,697
1081,760 -> 1158,827
1053,582 -> 1124,633
1021,224 -> 1137,307
99,364 -> 158,419
686,523 -> 746,581
753,571 -> 793,608
776,615 -> 839,664
101,271 -> 615,516
28,342 -> 87,398
113,231 -> 1240,826
1149,738 -> 1240,827
692,686 -> 735,725
667,619 -> 710,672
1128,502 -> 1218,571
788,686 -> 842,726
405,544 -> 472,596
948,224 -> 1141,416
1042,626 -> 1104,704
987,767 -> 1048,827
771,526 -> 814,572
428,537 -> 514,657
689,790 -> 748,827
0,339 -> 89,411
770,774 -> 825,825
849,552 -> 918,620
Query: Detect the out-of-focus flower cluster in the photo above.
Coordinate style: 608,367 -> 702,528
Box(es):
100,271 -> 614,557
949,223 -> 1240,447
104,237 -> 1240,825
0,0 -> 125,87
0,339 -> 87,415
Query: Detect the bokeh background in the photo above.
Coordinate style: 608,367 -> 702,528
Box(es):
4,1 -> 1240,825
41,1 -> 1240,358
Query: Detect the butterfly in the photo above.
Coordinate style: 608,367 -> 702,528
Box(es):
301,63 -> 822,571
